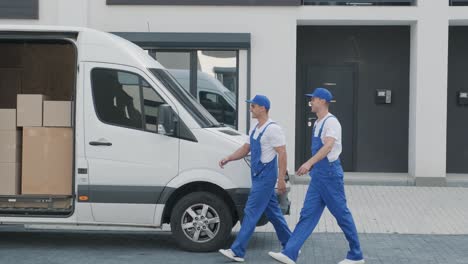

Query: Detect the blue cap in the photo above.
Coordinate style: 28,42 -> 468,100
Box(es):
246,94 -> 270,110
305,88 -> 333,102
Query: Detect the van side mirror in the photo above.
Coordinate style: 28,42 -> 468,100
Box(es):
158,104 -> 177,136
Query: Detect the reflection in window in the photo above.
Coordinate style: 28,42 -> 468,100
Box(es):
91,68 -> 170,134
198,50 -> 238,128
199,91 -> 235,126
155,51 -> 191,70
92,69 -> 143,129
150,49 -> 239,128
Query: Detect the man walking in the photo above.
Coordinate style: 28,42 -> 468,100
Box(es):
219,94 -> 292,262
269,88 -> 364,264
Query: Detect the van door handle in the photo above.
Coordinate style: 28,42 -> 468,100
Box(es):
89,141 -> 112,146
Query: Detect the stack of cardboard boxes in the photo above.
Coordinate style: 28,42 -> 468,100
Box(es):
0,94 -> 73,197
0,109 -> 21,195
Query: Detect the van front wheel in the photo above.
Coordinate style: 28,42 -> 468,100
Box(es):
170,192 -> 233,252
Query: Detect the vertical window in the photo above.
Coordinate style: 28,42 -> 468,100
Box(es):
149,49 -> 239,128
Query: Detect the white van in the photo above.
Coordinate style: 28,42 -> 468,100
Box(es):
167,69 -> 237,128
0,26 -> 289,252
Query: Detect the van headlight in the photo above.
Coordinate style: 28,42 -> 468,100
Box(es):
244,155 -> 251,167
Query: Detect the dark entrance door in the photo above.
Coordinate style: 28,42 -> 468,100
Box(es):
299,65 -> 356,171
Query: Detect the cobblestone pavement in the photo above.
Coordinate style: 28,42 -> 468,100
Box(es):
0,230 -> 467,264
1,185 -> 468,264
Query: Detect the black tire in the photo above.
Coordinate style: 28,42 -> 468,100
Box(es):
170,191 -> 233,252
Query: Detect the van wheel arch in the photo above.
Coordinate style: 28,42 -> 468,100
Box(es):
161,182 -> 239,226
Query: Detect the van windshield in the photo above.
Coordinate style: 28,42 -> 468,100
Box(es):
149,68 -> 222,128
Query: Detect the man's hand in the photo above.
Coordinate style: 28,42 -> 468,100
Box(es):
296,161 -> 313,176
219,157 -> 230,169
219,144 -> 250,169
277,178 -> 287,194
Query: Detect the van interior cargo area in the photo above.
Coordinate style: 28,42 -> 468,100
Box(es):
0,40 -> 76,216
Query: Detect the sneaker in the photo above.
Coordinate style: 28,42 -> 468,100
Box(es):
219,249 -> 245,262
268,252 -> 296,264
338,259 -> 365,264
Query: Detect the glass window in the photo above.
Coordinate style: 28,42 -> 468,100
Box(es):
150,68 -> 220,128
155,51 -> 191,70
91,68 -> 170,133
148,49 -> 239,128
197,50 -> 238,128
91,68 -> 143,130
154,51 -> 195,97
199,91 -> 236,126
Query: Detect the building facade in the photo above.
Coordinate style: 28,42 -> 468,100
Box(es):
1,0 -> 468,186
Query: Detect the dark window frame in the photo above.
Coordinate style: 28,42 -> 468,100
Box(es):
0,0 -> 39,19
107,0 -> 301,6
303,0 -> 415,5
450,0 -> 468,6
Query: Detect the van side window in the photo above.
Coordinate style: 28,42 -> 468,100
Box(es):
91,68 -> 167,133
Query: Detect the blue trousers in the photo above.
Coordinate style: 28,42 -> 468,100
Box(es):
282,170 -> 363,261
231,173 -> 292,257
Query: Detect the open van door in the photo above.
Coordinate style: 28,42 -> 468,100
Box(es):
82,62 -> 179,225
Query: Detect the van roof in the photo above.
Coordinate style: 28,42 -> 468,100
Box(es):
0,25 -> 164,70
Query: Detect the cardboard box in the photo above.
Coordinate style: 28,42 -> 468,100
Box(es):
0,109 -> 16,130
0,130 -> 22,163
17,94 -> 47,127
0,163 -> 21,195
22,127 -> 73,195
43,101 -> 72,127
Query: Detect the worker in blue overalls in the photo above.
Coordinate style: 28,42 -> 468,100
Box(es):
269,88 -> 364,264
219,94 -> 292,262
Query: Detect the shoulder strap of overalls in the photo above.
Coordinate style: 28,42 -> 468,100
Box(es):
251,126 -> 257,137
318,115 -> 335,138
259,122 -> 276,138
250,122 -> 262,137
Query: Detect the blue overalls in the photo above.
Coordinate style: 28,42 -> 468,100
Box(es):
282,116 -> 363,262
231,122 -> 292,258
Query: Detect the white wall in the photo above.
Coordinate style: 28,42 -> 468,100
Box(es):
409,1 -> 449,184
1,0 -> 465,183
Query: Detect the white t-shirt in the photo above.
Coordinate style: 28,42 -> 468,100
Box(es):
313,113 -> 342,162
245,119 -> 286,163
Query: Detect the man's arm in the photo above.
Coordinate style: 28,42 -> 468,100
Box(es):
274,145 -> 287,194
219,143 -> 251,168
296,137 -> 335,175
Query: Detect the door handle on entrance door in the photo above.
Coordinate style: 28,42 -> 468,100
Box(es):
307,117 -> 317,127
89,141 -> 112,146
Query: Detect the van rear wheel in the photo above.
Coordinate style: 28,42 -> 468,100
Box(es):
170,192 -> 233,252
